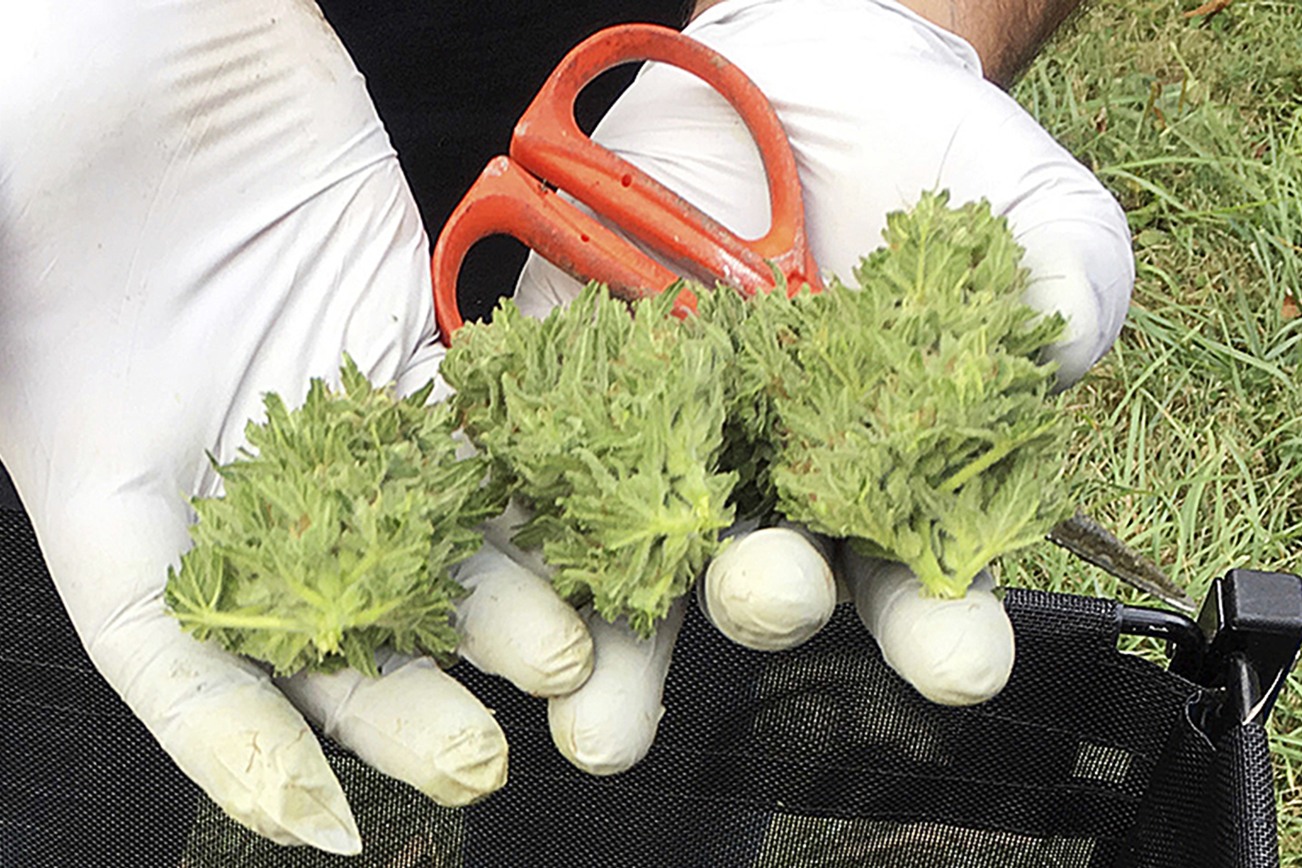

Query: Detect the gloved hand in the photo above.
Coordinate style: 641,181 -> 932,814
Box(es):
511,0 -> 1134,768
0,2 -> 593,854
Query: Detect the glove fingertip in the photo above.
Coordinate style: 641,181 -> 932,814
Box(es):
454,548 -> 595,696
703,527 -> 836,651
282,658 -> 509,808
884,601 -> 1015,707
159,679 -> 362,853
548,690 -> 659,776
841,550 -> 1016,706
547,604 -> 683,776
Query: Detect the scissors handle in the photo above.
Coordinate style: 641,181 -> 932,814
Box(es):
432,23 -> 818,342
432,156 -> 697,336
515,23 -> 820,292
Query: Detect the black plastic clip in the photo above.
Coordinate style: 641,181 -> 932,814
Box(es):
1118,604 -> 1206,674
1169,568 -> 1302,735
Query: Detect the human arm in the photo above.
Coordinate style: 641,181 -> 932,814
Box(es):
692,0 -> 1088,86
888,0 -> 1086,86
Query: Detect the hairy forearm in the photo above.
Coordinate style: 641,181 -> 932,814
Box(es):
690,0 -> 1085,88
917,0 -> 1085,86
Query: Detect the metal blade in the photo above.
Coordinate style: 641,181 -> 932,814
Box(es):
1047,510 -> 1197,614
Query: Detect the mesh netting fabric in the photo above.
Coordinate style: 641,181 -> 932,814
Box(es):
1,505 -> 1281,868
0,463 -> 18,511
2,508 -> 196,868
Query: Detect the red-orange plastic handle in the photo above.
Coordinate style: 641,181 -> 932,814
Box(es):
432,23 -> 819,343
513,23 -> 821,294
432,157 -> 698,338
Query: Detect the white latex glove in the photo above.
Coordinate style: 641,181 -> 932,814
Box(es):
840,548 -> 1016,706
0,2 -> 590,854
512,0 -> 1134,734
475,500 -> 686,776
698,522 -> 838,651
548,600 -> 686,775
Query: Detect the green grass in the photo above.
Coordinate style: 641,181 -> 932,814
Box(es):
1005,0 -> 1302,860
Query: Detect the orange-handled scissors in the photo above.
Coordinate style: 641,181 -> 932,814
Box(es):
431,23 -> 822,343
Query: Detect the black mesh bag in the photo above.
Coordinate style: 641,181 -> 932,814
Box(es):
2,500 -> 1293,868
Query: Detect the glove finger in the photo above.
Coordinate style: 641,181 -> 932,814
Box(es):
1016,218 -> 1134,391
277,651 -> 508,808
92,610 -> 361,854
839,546 -> 1015,706
698,525 -> 837,651
547,599 -> 685,776
450,543 -> 594,697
